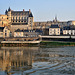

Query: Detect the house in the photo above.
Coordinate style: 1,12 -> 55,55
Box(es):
14,29 -> 43,37
0,27 -> 10,38
49,24 -> 60,35
63,26 -> 75,35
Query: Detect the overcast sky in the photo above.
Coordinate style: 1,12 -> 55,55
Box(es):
0,0 -> 75,21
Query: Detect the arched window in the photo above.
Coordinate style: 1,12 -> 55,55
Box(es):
21,17 -> 23,22
16,17 -> 17,22
13,17 -> 14,22
19,17 -> 20,22
24,17 -> 26,22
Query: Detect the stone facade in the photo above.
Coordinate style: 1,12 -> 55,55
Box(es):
0,15 -> 8,27
63,30 -> 75,35
5,7 -> 34,36
49,24 -> 60,35
0,27 -> 10,38
14,29 -> 42,38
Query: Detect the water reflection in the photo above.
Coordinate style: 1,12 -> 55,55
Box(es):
0,47 -> 75,75
0,47 -> 39,75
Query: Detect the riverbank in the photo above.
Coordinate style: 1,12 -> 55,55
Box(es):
40,41 -> 75,47
0,41 -> 75,47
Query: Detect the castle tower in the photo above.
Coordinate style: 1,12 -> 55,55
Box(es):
7,7 -> 11,23
28,9 -> 34,30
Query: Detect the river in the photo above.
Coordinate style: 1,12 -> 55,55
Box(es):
0,46 -> 75,75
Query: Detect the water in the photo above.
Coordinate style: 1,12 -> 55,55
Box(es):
0,46 -> 75,75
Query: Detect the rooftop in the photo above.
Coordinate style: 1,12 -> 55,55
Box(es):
50,24 -> 60,28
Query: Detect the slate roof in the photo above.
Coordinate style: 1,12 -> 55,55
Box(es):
35,29 -> 43,33
29,13 -> 33,17
12,23 -> 28,25
15,29 -> 23,32
63,26 -> 75,30
63,26 -> 70,30
15,29 -> 43,33
11,11 -> 29,15
0,27 -> 4,32
50,24 -> 59,28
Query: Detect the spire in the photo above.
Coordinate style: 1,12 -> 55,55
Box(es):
8,7 -> 11,11
5,9 -> 7,15
55,15 -> 57,22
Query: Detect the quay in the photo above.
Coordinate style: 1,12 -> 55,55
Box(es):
1,40 -> 41,44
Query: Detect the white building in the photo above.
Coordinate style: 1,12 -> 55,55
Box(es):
63,26 -> 75,35
49,24 -> 60,35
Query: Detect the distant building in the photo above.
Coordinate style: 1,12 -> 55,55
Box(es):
14,29 -> 43,38
49,24 -> 60,35
63,26 -> 75,35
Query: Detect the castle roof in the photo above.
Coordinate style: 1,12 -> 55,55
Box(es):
29,13 -> 33,17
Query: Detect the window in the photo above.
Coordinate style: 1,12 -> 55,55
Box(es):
19,32 -> 21,35
16,33 -> 17,36
19,17 -> 20,22
16,17 -> 17,22
2,22 -> 3,25
22,17 -> 23,22
2,17 -> 3,19
5,33 -> 7,36
5,30 -> 7,32
13,17 -> 14,20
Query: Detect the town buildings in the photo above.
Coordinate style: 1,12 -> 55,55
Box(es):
0,7 -> 75,40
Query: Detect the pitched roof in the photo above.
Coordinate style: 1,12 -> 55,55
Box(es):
63,26 -> 75,30
50,24 -> 59,28
15,29 -> 23,32
29,13 -> 33,17
11,11 -> 29,16
63,26 -> 70,30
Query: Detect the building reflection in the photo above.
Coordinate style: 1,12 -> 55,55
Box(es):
0,47 -> 39,75
0,47 -> 75,75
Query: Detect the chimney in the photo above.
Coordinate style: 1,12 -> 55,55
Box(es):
23,9 -> 25,12
29,9 -> 31,13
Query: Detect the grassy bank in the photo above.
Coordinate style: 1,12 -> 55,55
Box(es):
40,41 -> 75,47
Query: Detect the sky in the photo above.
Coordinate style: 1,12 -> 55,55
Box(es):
0,0 -> 75,22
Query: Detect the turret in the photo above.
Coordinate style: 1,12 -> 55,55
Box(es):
5,9 -> 8,15
28,10 -> 34,30
7,7 -> 11,23
8,7 -> 11,11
